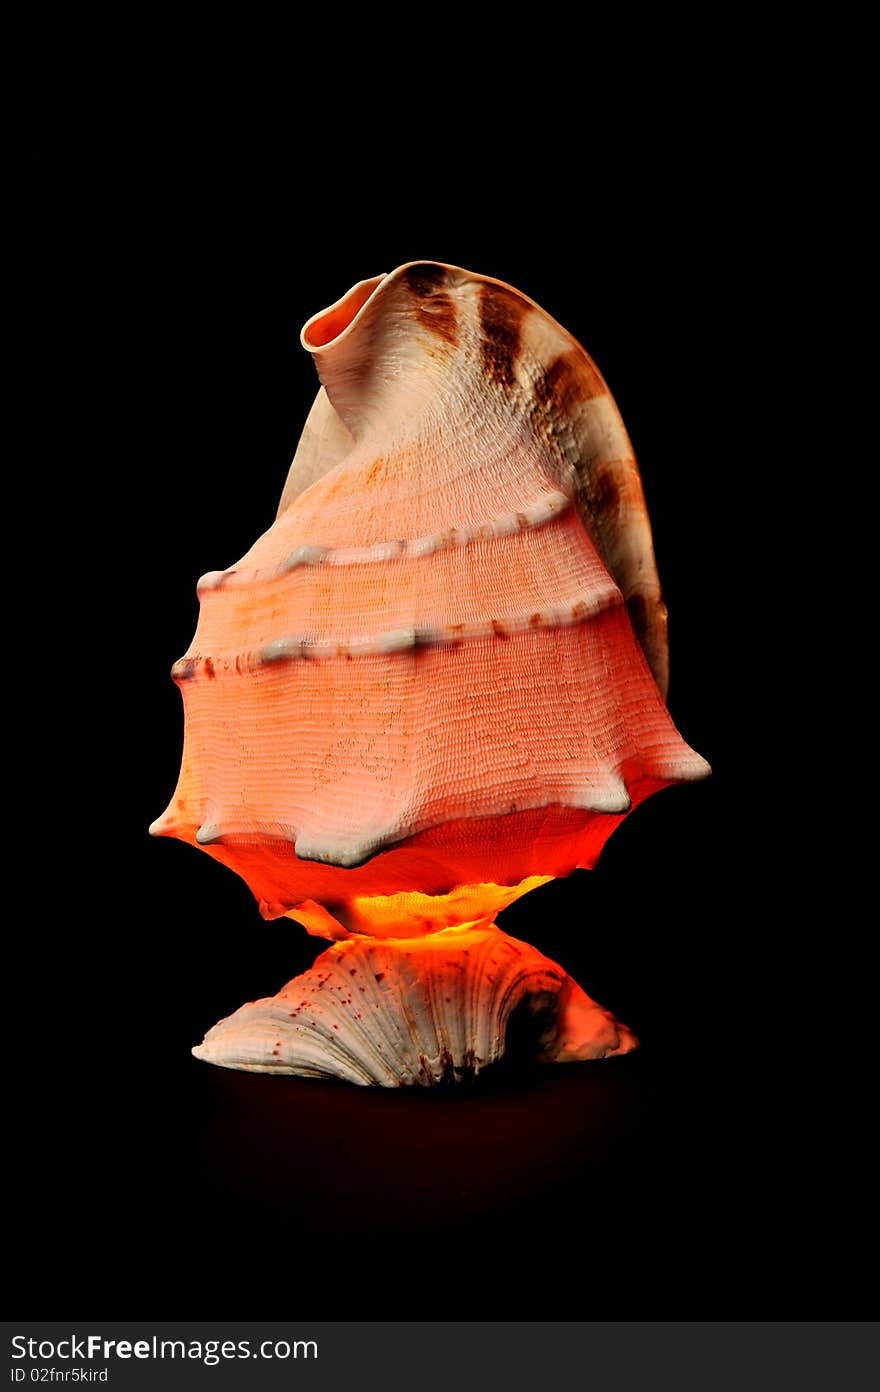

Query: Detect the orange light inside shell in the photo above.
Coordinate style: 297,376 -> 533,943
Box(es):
285,876 -> 553,940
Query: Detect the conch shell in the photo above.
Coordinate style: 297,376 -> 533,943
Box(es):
151,261 -> 709,1084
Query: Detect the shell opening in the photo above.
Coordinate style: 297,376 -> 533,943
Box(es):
301,274 -> 385,352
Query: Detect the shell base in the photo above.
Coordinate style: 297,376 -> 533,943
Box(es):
192,923 -> 638,1087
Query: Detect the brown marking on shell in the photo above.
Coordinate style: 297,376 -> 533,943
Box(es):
203,657 -> 216,679
588,468 -> 621,518
533,350 -> 607,415
479,283 -> 525,390
626,593 -> 652,640
490,620 -> 509,639
404,264 -> 446,295
363,456 -> 385,487
404,264 -> 458,346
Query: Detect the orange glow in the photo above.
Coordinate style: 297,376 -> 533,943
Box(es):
285,876 -> 553,940
154,794 -> 665,938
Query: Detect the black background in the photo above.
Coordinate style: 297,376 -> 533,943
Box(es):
13,132 -> 847,1319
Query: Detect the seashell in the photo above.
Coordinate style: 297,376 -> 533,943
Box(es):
151,261 -> 710,1084
192,925 -> 637,1086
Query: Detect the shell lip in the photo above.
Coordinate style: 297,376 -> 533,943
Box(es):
300,272 -> 387,355
299,260 -> 613,375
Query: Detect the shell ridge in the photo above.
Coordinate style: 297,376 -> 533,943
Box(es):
195,585 -> 626,672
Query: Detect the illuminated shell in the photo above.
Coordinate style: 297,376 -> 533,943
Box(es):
192,925 -> 637,1086
151,262 -> 709,939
